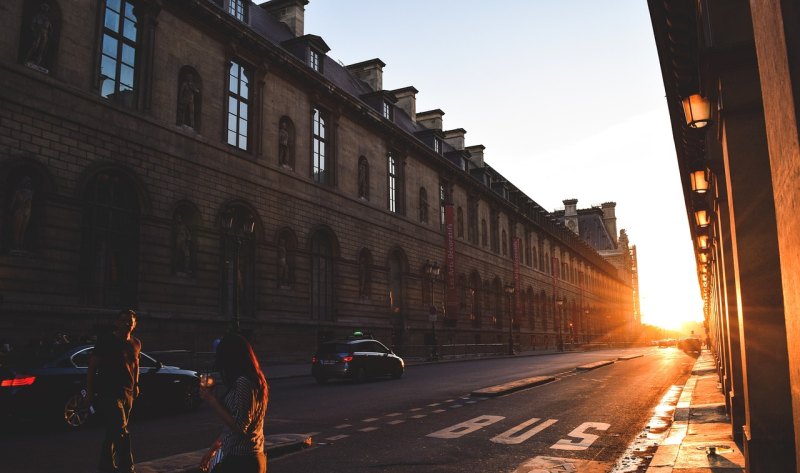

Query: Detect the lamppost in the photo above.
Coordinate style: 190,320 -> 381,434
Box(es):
504,283 -> 515,355
223,210 -> 255,332
555,295 -> 565,351
424,260 -> 440,360
584,308 -> 590,343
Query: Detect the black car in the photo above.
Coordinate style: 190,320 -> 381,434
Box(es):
0,344 -> 200,428
311,338 -> 404,384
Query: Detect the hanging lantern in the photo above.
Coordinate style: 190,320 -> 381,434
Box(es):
682,94 -> 712,128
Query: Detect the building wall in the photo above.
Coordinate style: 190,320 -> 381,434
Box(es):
0,0 -> 633,361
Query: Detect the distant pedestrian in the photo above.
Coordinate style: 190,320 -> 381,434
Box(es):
85,309 -> 141,473
200,333 -> 268,473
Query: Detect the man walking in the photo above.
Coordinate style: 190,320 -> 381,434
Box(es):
85,309 -> 141,473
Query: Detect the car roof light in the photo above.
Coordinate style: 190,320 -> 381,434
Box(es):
1,375 -> 36,387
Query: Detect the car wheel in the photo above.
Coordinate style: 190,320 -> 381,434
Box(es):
64,393 -> 91,428
355,367 -> 367,383
391,365 -> 404,379
315,375 -> 328,385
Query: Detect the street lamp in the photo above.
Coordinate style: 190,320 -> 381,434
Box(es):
504,283 -> 515,355
223,209 -> 255,332
424,260 -> 441,360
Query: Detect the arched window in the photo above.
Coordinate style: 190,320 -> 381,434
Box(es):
493,278 -> 503,328
82,170 -> 140,307
532,246 -> 538,270
540,290 -> 549,331
310,230 -> 335,320
469,271 -> 482,328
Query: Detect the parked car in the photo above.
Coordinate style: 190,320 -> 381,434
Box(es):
678,337 -> 702,355
311,337 -> 404,384
0,344 -> 200,428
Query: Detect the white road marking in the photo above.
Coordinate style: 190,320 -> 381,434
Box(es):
428,403 -> 441,407
491,418 -> 558,445
303,431 -> 320,437
362,417 -> 379,423
409,408 -> 423,412
427,415 -> 505,439
551,422 -> 611,450
335,424 -> 352,429
359,427 -> 379,432
386,413 -> 402,417
432,409 -> 446,413
411,414 -> 427,419
450,404 -> 463,408
325,434 -> 349,441
444,399 -> 455,403
387,420 -> 405,425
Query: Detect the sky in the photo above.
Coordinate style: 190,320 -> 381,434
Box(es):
294,0 -> 704,330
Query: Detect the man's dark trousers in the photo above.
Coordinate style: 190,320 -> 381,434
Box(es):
98,395 -> 134,472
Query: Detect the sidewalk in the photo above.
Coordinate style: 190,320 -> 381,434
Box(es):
645,349 -> 745,472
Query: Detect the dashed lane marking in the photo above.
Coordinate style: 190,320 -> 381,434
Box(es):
387,420 -> 405,425
451,404 -> 463,408
335,424 -> 351,429
411,414 -> 427,419
362,417 -> 379,423
428,403 -> 441,407
325,435 -> 349,441
386,412 -> 403,417
359,427 -> 379,433
409,408 -> 423,412
433,409 -> 446,413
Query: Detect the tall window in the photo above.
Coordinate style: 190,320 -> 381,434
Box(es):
228,0 -> 245,21
310,231 -> 334,321
227,61 -> 249,150
481,219 -> 488,247
467,197 -> 478,243
308,49 -> 320,71
388,152 -> 398,213
100,0 -> 139,107
433,137 -> 441,154
456,207 -> 464,238
312,108 -> 329,184
83,170 -> 140,307
439,183 -> 446,229
382,101 -> 392,119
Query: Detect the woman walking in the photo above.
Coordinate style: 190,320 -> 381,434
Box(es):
199,334 -> 268,473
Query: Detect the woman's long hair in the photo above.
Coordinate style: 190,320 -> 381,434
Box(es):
215,333 -> 268,403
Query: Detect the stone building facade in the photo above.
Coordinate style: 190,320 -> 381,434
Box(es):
0,0 -> 635,361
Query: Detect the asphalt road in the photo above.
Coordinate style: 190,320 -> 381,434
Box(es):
0,347 -> 696,473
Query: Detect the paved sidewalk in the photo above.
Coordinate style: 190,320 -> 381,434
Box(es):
645,349 -> 745,472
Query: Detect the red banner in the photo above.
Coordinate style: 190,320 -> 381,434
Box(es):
445,204 -> 458,318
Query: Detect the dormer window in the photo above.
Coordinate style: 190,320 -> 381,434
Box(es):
433,137 -> 441,154
228,0 -> 246,21
382,101 -> 392,120
309,49 -> 321,72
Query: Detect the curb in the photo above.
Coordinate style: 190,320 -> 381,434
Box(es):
470,375 -> 556,397
575,360 -> 615,371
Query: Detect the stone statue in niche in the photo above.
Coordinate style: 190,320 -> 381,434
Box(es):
277,237 -> 290,287
174,214 -> 192,274
25,3 -> 53,71
178,73 -> 201,128
278,120 -> 290,166
9,176 -> 34,252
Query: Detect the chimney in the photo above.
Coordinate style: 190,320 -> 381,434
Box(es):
261,0 -> 309,37
346,58 -> 385,91
392,87 -> 418,122
443,128 -> 466,150
465,145 -> 485,167
601,202 -> 618,246
563,198 -> 579,235
417,109 -> 445,130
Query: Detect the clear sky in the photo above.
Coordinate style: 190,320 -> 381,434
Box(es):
294,0 -> 704,330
